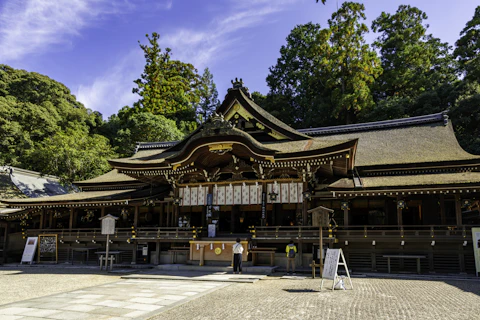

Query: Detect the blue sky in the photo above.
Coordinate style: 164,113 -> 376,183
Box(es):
0,0 -> 478,119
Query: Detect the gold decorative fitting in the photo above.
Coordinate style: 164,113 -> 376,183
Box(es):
209,143 -> 233,155
256,122 -> 265,130
265,156 -> 275,164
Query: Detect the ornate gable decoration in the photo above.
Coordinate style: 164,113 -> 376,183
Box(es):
200,113 -> 235,137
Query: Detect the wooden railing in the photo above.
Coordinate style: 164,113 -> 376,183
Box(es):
22,227 -> 202,242
18,225 -> 477,241
252,225 -> 476,240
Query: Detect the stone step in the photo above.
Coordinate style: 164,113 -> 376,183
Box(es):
155,263 -> 278,275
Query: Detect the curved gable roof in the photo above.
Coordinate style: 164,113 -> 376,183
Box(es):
217,88 -> 310,141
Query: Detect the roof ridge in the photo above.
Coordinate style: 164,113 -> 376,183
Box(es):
135,141 -> 179,153
298,112 -> 448,136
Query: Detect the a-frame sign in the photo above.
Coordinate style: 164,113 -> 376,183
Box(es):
320,248 -> 353,290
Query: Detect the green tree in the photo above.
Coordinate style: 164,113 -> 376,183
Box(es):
114,112 -> 184,157
31,127 -> 116,185
372,5 -> 456,102
0,64 -> 115,183
132,33 -> 200,133
318,2 -> 382,124
449,82 -> 480,154
454,5 -> 480,82
266,23 -> 334,128
196,68 -> 220,123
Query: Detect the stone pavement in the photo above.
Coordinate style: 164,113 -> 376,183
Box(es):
2,266 -> 480,320
122,270 -> 267,283
148,275 -> 480,320
0,278 -> 229,320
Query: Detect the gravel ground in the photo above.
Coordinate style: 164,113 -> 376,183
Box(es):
0,266 -> 121,305
149,276 -> 480,320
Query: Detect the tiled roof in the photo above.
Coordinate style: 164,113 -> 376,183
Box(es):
299,115 -> 480,167
330,172 -> 480,189
74,169 -> 138,185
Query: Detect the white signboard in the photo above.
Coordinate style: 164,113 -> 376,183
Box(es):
21,237 -> 38,264
321,248 -> 353,290
208,224 -> 216,238
100,215 -> 118,235
322,248 -> 341,280
472,228 -> 480,276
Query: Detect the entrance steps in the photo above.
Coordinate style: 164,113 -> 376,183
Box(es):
155,263 -> 278,275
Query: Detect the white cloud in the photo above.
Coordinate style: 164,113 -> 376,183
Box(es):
162,0 -> 297,70
0,0 -> 131,61
75,49 -> 143,118
75,0 -> 299,118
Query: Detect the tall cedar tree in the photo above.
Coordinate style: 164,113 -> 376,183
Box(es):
196,68 -> 220,123
132,33 -> 200,133
266,23 -> 333,128
371,5 -> 456,102
318,2 -> 382,124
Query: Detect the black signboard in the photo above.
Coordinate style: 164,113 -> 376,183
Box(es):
206,194 -> 213,218
261,192 -> 266,219
38,234 -> 57,263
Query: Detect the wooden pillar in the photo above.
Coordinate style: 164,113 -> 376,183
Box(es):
159,203 -> 164,227
396,197 -> 403,225
343,205 -> 349,226
132,240 -> 137,264
100,207 -> 105,218
134,206 -> 139,228
39,210 -> 44,229
459,244 -> 466,273
439,195 -> 446,225
73,209 -> 78,228
201,206 -> 206,229
48,211 -> 53,228
166,202 -> 171,227
272,202 -> 276,226
2,221 -> 9,263
174,204 -> 179,227
455,194 -> 462,226
155,241 -> 161,265
302,182 -> 308,225
429,246 -> 435,273
69,208 -> 74,230
199,244 -> 205,266
298,239 -> 303,267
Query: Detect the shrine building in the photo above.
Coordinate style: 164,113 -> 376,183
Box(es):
1,79 -> 480,274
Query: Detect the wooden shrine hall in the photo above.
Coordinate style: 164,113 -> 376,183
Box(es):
1,79 -> 480,274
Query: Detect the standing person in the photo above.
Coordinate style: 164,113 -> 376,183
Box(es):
286,240 -> 297,275
233,238 -> 244,274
